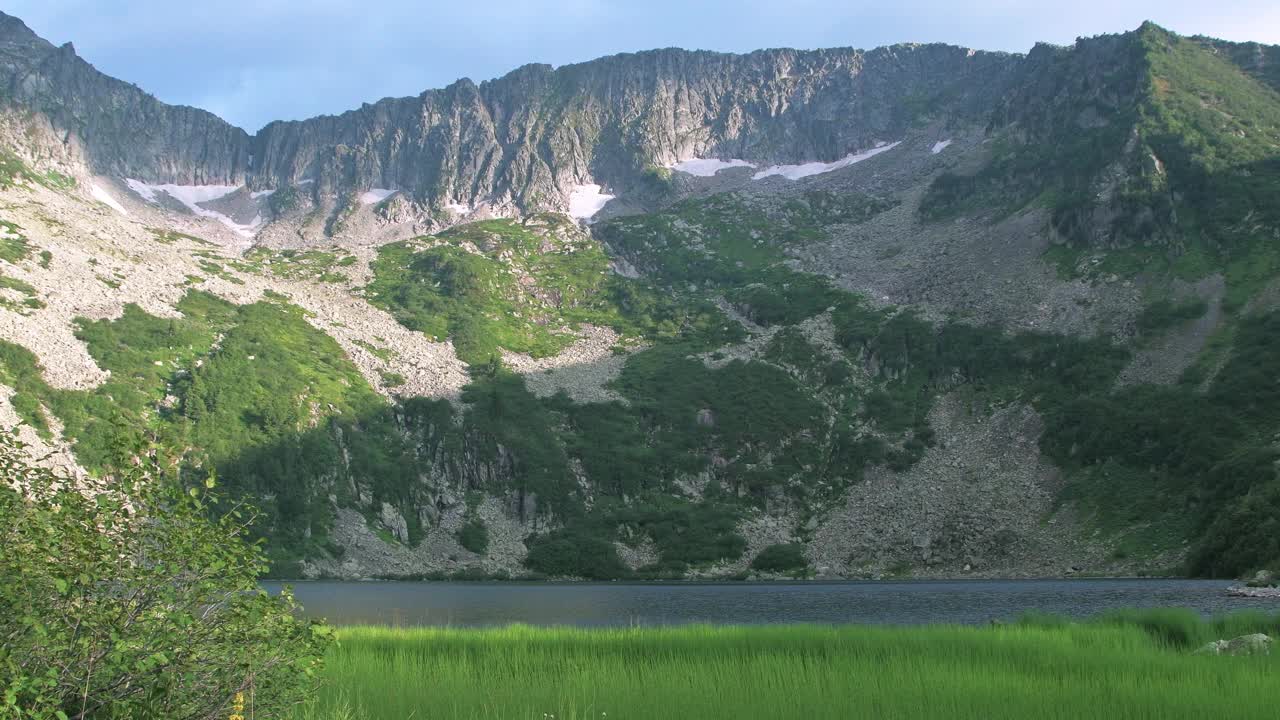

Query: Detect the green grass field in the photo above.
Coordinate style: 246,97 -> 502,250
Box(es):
293,613 -> 1280,720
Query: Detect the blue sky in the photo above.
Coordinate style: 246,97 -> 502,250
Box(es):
8,1 -> 1280,131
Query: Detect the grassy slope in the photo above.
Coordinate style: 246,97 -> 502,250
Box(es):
366,215 -> 727,364
1035,30 -> 1280,573
912,25 -> 1280,574
296,618 -> 1280,720
0,291 -> 442,571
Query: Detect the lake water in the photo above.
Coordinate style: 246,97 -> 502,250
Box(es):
262,579 -> 1270,627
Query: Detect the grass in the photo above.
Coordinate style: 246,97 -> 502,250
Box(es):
0,274 -> 44,313
294,618 -> 1280,720
366,215 -> 729,364
242,247 -> 358,283
147,227 -> 211,246
0,219 -> 31,263
0,150 -> 73,192
928,24 -> 1280,310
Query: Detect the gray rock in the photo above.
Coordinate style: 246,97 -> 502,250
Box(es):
1195,634 -> 1273,656
1228,585 -> 1280,598
0,14 -> 250,184
379,502 -> 410,544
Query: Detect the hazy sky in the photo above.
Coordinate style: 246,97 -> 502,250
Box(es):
7,1 -> 1280,131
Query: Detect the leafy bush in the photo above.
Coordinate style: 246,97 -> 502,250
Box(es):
0,220 -> 30,263
1189,479 -> 1280,577
458,519 -> 490,555
750,543 -> 810,574
524,528 -> 628,580
615,497 -> 747,571
1136,298 -> 1208,335
0,430 -> 330,719
725,270 -> 841,326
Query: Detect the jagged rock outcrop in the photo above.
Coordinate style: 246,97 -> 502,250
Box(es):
249,45 -> 1020,214
0,13 -> 251,184
0,10 -> 1020,218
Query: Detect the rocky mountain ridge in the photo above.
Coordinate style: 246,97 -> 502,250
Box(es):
0,15 -> 1277,581
1,11 -> 1018,227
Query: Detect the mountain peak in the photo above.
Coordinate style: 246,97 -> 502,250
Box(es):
0,11 -> 49,48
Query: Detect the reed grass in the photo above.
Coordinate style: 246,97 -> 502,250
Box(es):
293,613 -> 1280,719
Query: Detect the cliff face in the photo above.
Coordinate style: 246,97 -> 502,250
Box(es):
0,11 -> 1020,215
0,14 -> 251,184
248,45 -> 1020,212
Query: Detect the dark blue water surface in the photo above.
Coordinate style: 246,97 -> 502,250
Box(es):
262,579 -> 1272,627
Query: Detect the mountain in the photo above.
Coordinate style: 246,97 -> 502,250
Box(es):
0,14 -> 1277,581
0,11 -> 1017,232
0,13 -> 251,184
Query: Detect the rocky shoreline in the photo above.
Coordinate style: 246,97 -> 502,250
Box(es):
1227,585 -> 1280,598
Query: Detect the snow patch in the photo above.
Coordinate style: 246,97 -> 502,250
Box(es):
568,184 -> 614,220
90,184 -> 128,215
669,158 -> 756,177
125,179 -> 261,238
125,180 -> 240,206
931,139 -> 953,154
251,189 -> 275,199
445,203 -> 472,216
359,188 -> 396,205
752,142 -> 901,180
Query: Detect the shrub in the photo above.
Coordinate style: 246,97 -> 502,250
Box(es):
524,529 -> 628,580
615,498 -> 747,570
750,543 -> 810,574
0,430 -> 331,719
1136,298 -> 1208,335
458,519 -> 490,555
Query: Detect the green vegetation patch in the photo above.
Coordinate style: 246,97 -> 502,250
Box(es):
0,220 -> 31,263
927,25 -> 1280,310
147,227 -> 212,246
0,274 -> 43,314
243,247 -> 359,283
1136,297 -> 1209,336
457,519 -> 489,555
524,529 -> 629,580
750,543 -> 810,574
1045,311 -> 1280,576
194,256 -> 245,285
0,149 -> 77,193
296,617 -> 1280,720
368,215 -> 730,364
0,291 -> 446,572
